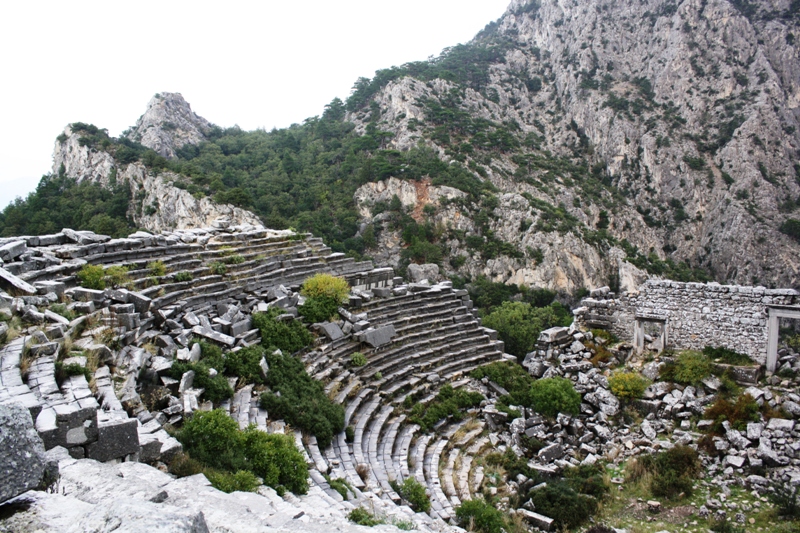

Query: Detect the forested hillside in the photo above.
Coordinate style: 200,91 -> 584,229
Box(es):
3,0 -> 799,292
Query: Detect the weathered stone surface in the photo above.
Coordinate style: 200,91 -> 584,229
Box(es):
0,267 -> 36,294
85,414 -> 140,462
0,401 -> 56,503
357,324 -> 396,348
407,263 -> 440,283
317,322 -> 343,341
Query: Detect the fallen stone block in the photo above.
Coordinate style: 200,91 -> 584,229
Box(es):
85,413 -> 140,462
0,401 -> 58,503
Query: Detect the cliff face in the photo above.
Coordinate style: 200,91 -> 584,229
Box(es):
52,126 -> 262,233
349,0 -> 800,290
127,92 -> 211,159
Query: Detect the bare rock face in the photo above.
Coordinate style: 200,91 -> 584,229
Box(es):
347,0 -> 800,289
128,93 -> 211,159
52,127 -> 262,233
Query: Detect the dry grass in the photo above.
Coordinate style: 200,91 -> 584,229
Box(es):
356,463 -> 370,483
327,381 -> 342,401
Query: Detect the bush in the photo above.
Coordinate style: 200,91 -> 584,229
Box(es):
77,264 -> 105,290
54,362 -> 92,387
345,425 -> 355,443
224,345 -> 266,384
147,260 -> 167,277
205,469 -> 260,493
325,476 -> 352,500
628,445 -> 700,500
455,498 -> 506,533
661,350 -> 711,385
178,409 -> 308,495
298,295 -> 339,323
240,426 -> 309,494
252,308 -> 313,354
529,481 -> 598,530
168,452 -> 204,478
470,361 -> 536,415
173,271 -> 193,282
104,266 -> 132,289
704,394 -> 760,433
347,507 -> 383,526
350,352 -> 367,367
406,384 -> 484,431
210,262 -> 227,275
529,377 -> 581,418
609,372 -> 650,400
702,345 -> 752,366
772,481 -> 800,520
300,273 -> 350,303
392,477 -> 431,513
259,350 -> 344,448
563,464 -> 609,499
170,344 -> 232,403
481,301 -> 571,360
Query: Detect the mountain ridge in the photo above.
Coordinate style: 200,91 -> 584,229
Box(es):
2,0 -> 799,291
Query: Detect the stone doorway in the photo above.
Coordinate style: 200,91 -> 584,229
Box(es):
633,316 -> 667,355
767,305 -> 800,373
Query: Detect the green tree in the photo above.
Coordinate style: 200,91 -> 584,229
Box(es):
481,301 -> 571,359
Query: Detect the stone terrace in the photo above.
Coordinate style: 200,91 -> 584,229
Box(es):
0,221 -> 509,532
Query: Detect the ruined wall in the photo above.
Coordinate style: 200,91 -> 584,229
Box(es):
575,281 -> 800,364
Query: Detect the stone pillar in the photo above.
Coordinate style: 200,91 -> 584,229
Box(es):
767,310 -> 779,374
633,319 -> 645,354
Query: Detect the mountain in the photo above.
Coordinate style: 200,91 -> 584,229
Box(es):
2,0 -> 799,291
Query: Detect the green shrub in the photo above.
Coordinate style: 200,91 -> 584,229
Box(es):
771,481 -> 800,520
147,260 -> 167,277
406,384 -> 484,431
702,345 -> 752,366
563,464 -> 609,499
224,345 -> 266,384
481,301 -> 571,360
351,352 -> 367,367
259,350 -> 344,448
49,303 -> 75,321
300,273 -> 350,303
470,361 -> 536,414
629,445 -> 700,500
392,477 -> 431,513
205,469 -> 260,493
325,476 -> 352,500
222,254 -> 245,265
77,264 -> 106,290
661,350 -> 711,385
253,309 -> 313,355
178,409 -> 309,495
704,394 -> 760,433
298,295 -> 339,323
609,371 -> 650,400
528,481 -> 598,530
170,348 -> 233,404
710,518 -> 746,533
347,507 -> 383,526
54,362 -> 92,387
210,262 -> 227,275
455,498 -> 506,533
529,377 -> 580,417
173,271 -> 193,282
168,452 -> 204,478
104,265 -> 132,289
240,426 -> 309,495
345,425 -> 355,443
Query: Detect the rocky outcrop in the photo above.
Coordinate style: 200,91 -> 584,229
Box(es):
0,401 -> 57,503
347,0 -> 800,289
128,92 -> 211,159
52,126 -> 262,233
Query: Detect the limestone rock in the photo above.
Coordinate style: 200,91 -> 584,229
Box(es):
0,401 -> 57,503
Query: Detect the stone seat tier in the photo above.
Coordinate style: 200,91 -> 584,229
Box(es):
424,438 -> 453,521
0,336 -> 43,418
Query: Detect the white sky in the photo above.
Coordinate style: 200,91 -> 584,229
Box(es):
0,0 -> 511,208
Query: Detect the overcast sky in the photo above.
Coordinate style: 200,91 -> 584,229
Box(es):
0,0 -> 511,208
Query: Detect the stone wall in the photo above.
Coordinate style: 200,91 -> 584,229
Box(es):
574,280 -> 800,364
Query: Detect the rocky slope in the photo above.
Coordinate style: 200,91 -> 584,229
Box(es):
52,124 -> 262,233
349,0 -> 800,290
